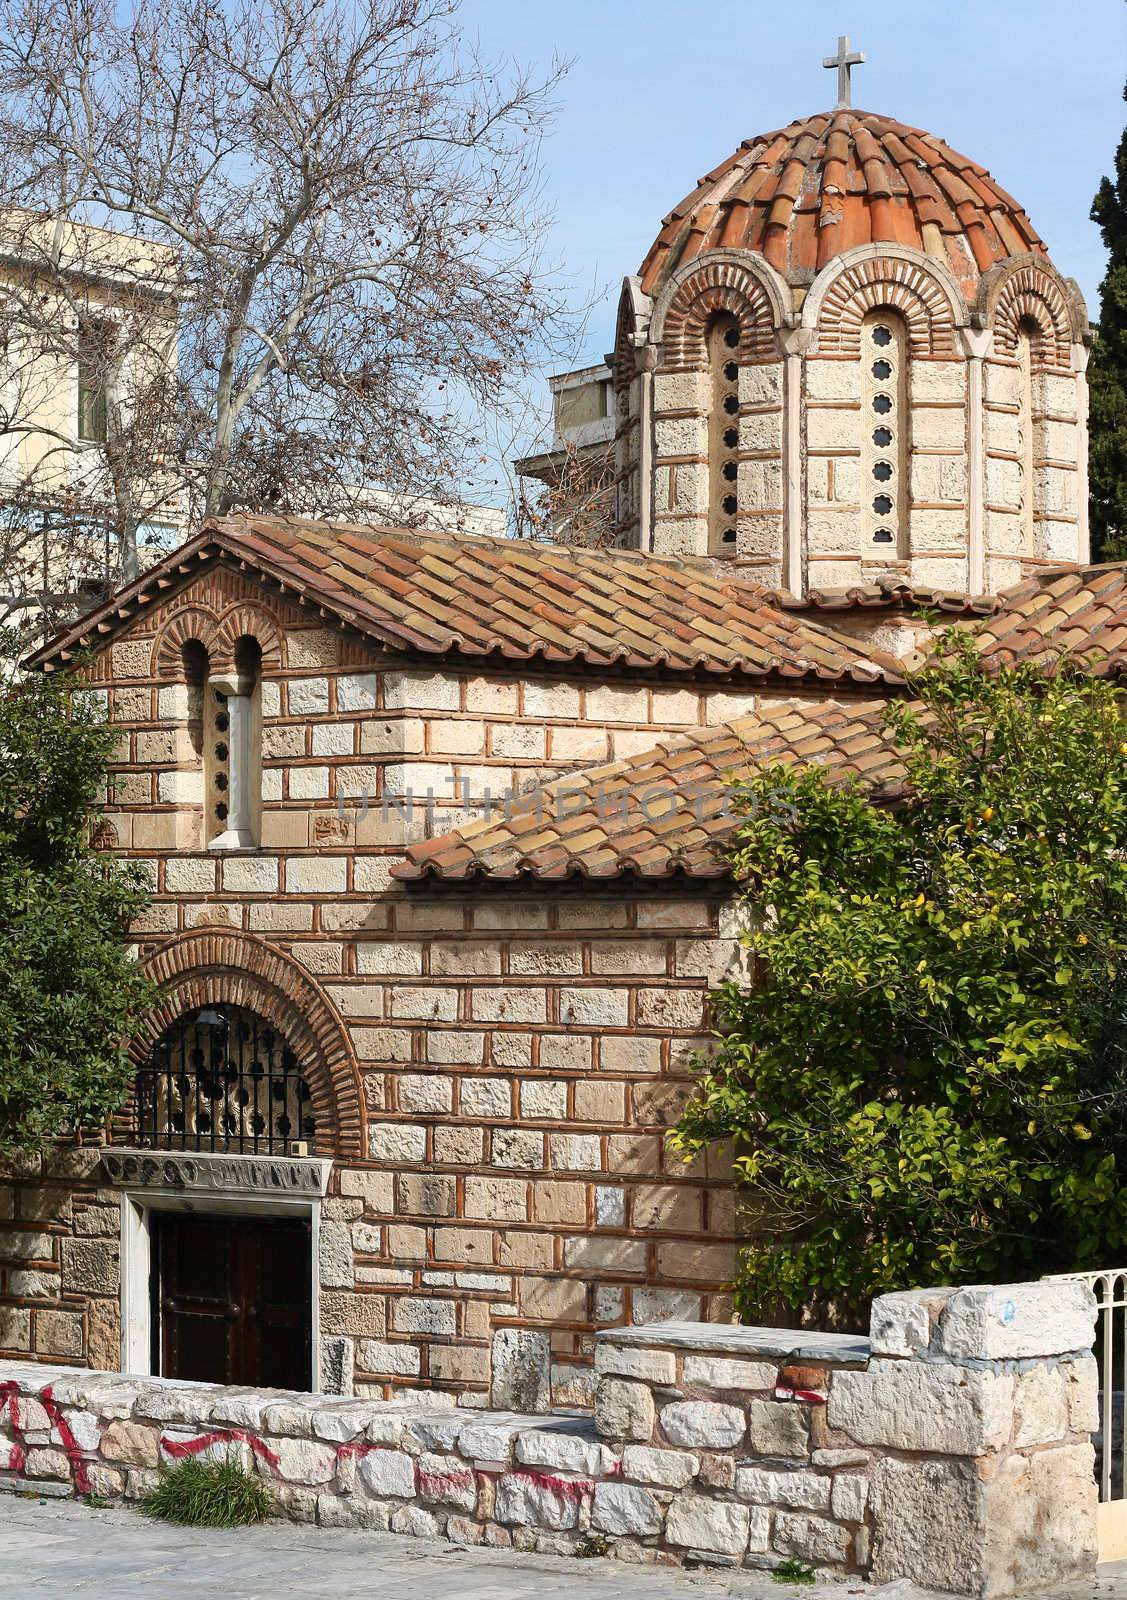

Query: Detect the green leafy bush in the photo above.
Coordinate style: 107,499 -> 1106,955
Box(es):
0,662 -> 155,1157
141,1456 -> 274,1527
673,635 -> 1127,1323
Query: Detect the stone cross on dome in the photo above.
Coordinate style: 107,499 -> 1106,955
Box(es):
823,34 -> 865,109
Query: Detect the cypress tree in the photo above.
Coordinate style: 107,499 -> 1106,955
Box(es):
1090,81 -> 1127,561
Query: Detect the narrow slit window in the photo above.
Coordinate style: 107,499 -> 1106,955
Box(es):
861,312 -> 908,556
708,313 -> 741,553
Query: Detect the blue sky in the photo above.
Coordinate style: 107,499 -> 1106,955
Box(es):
465,0 -> 1124,495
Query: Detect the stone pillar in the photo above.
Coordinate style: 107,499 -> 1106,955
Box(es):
960,326 -> 992,596
634,342 -> 657,554
849,1279 -> 1098,1596
1073,340 -> 1091,564
778,327 -> 811,597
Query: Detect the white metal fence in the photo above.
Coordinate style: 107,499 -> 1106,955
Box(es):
1048,1267 -> 1127,1558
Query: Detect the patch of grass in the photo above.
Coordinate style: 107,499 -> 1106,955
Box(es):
773,1558 -> 817,1585
140,1455 -> 274,1528
573,1533 -> 610,1558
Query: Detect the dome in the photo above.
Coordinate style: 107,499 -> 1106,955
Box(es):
639,109 -> 1048,302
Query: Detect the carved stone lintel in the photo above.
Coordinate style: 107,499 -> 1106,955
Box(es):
101,1147 -> 331,1198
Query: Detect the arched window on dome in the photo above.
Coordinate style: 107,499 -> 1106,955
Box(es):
861,311 -> 908,558
1015,317 -> 1039,554
707,313 -> 741,554
207,635 -> 263,850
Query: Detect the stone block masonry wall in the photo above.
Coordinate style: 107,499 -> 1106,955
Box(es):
8,563 -> 858,1401
0,1279 -> 1098,1597
0,1150 -> 119,1371
595,1280 -> 1098,1596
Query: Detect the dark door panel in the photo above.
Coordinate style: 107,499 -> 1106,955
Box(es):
152,1212 -> 311,1390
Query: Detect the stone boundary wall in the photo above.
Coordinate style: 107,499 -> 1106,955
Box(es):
0,1279 -> 1100,1597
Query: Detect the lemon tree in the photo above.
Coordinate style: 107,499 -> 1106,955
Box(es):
673,633 -> 1127,1323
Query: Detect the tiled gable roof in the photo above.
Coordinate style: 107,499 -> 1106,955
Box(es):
396,562 -> 1127,885
30,515 -> 903,687
971,564 -> 1127,675
396,701 -> 902,883
640,109 -> 1047,299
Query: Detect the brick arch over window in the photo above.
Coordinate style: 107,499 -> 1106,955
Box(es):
151,605 -> 220,679
150,601 -> 283,679
991,265 -> 1073,372
657,260 -> 779,368
131,931 -> 364,1158
208,602 -> 283,677
815,258 -> 958,357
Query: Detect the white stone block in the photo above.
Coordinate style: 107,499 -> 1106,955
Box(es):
805,360 -> 860,402
594,1345 -> 676,1385
591,1481 -> 663,1536
288,765 -> 330,801
739,361 -> 783,405
495,1471 -> 581,1531
164,858 -> 217,894
220,856 -> 279,893
271,1436 -> 338,1484
869,1288 -> 944,1356
828,1360 -> 1013,1454
736,1465 -> 830,1511
595,1377 -> 654,1442
515,1428 -> 612,1478
831,1471 -> 869,1522
653,372 -> 708,412
383,671 -> 460,712
288,677 -> 330,716
286,856 -> 347,894
665,1494 -> 749,1554
358,1340 -> 421,1377
415,1450 -> 476,1510
359,1447 -> 416,1498
1013,1365 -> 1068,1447
367,1124 -> 427,1163
773,1511 -> 850,1565
655,416 -> 707,458
660,1400 -> 744,1449
682,1355 -> 776,1390
621,1444 -> 698,1487
934,1280 -> 1095,1361
909,361 -> 967,404
337,674 -> 378,712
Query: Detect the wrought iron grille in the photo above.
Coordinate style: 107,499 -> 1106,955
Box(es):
128,1004 -> 316,1155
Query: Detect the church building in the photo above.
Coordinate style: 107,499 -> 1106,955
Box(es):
0,56 -> 1113,1412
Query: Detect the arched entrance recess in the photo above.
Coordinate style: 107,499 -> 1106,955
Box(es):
131,931 -> 364,1159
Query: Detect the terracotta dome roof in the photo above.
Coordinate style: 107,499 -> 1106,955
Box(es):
639,109 -> 1048,301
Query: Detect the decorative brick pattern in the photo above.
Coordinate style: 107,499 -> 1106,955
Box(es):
658,260 -> 778,369
991,263 -> 1074,372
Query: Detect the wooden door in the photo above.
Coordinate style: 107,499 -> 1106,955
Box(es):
152,1212 -> 311,1391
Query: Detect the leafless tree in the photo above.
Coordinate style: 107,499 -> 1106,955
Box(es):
512,434 -> 622,548
0,0 -> 573,640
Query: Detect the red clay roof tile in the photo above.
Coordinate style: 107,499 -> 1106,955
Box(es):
30,516 -> 905,687
395,700 -> 904,883
639,109 -> 1046,301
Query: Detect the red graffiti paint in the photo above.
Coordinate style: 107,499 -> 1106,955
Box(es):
159,1428 -> 281,1471
0,1380 -> 26,1475
416,1465 -> 476,1498
39,1386 -> 92,1495
773,1384 -> 826,1406
508,1466 -> 593,1504
334,1438 -> 385,1462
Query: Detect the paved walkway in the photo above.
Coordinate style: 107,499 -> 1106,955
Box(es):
1,1498 -> 1125,1598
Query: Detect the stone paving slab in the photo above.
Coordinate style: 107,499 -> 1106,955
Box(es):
1,1498 -> 1125,1600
